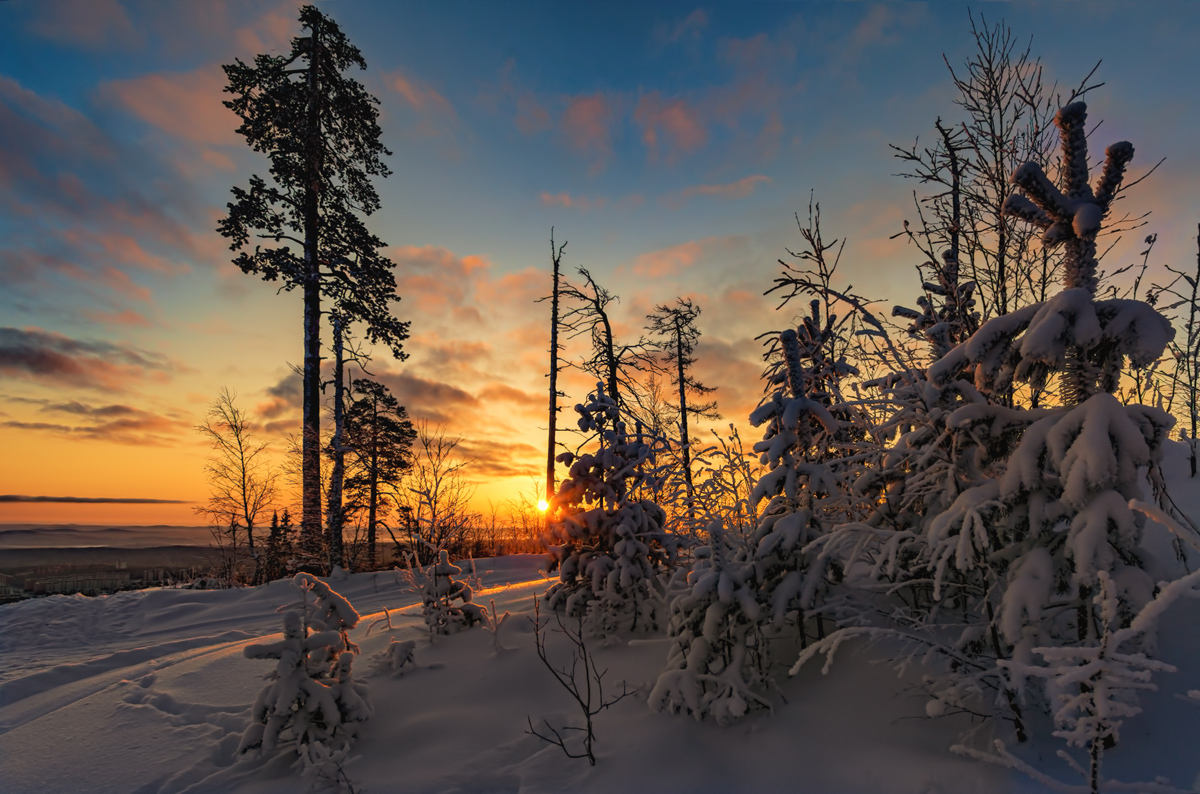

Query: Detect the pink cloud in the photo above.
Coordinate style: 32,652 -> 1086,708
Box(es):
85,309 -> 155,329
561,94 -> 615,172
390,71 -> 454,118
539,192 -> 607,211
25,0 -> 141,50
99,67 -> 240,149
631,241 -> 705,279
232,6 -> 297,56
658,9 -> 708,44
482,59 -> 552,136
634,93 -> 706,164
516,93 -> 551,135
386,70 -> 459,145
679,174 -> 771,202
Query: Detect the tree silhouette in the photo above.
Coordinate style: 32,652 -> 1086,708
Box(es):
195,388 -> 277,584
344,378 -> 416,569
218,4 -> 408,571
646,299 -> 719,522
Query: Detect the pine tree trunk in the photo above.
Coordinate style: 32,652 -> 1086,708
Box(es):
326,315 -> 347,570
367,464 -> 379,569
300,17 -> 324,566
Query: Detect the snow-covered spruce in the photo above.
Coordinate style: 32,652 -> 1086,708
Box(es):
239,573 -> 370,758
403,550 -> 485,636
800,101 -> 1179,753
544,384 -> 672,635
892,250 -> 980,361
654,314 -> 861,723
748,322 -> 847,637
650,520 -> 772,724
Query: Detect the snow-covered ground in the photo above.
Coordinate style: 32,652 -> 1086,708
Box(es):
4,446 -> 1200,794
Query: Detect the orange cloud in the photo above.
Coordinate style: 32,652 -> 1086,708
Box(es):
631,241 -> 705,279
634,93 -> 706,164
628,235 -> 754,281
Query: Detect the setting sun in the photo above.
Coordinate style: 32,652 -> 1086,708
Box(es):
537,499 -> 549,512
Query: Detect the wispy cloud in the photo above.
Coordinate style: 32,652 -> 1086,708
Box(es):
672,174 -> 772,206
627,235 -> 753,280
23,0 -> 141,51
657,175 -> 772,211
97,65 -> 241,171
385,69 -> 460,154
634,92 -> 706,165
656,9 -> 708,45
561,94 -> 616,174
0,327 -> 175,392
539,192 -> 607,211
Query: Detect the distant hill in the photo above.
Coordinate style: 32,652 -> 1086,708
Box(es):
0,524 -> 214,549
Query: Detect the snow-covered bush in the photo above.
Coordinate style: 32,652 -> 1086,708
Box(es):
654,305 -> 864,723
748,321 -> 848,636
798,101 -> 1180,753
544,384 -> 672,635
650,520 -> 772,724
369,638 -> 417,677
399,550 -> 485,636
239,573 -> 370,760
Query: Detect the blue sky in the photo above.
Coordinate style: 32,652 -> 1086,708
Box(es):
2,0 -> 1198,523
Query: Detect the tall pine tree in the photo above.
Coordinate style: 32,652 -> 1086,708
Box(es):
219,5 -> 408,571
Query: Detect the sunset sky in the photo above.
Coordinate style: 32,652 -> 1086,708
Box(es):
2,0 -> 1199,526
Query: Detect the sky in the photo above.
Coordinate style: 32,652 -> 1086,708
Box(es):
2,0 -> 1199,526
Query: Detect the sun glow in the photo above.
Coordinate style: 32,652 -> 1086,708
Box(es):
537,499 -> 549,512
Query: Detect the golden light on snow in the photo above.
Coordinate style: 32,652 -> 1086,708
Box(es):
537,499 -> 549,512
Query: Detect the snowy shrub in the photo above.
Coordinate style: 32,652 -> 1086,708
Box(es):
748,322 -> 849,635
544,384 -> 672,635
369,639 -> 416,677
650,520 -> 773,725
961,557 -> 1200,794
654,306 -> 865,723
239,573 -> 370,759
398,550 -> 485,636
797,101 -> 1182,754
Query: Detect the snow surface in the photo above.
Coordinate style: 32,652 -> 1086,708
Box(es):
3,517 -> 1200,793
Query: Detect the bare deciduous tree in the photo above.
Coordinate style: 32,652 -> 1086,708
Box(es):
561,267 -> 656,415
541,231 -> 569,527
390,422 -> 477,563
195,388 -> 277,583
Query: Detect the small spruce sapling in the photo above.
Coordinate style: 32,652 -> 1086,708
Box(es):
240,573 -> 369,760
398,550 -> 484,636
650,520 -> 773,724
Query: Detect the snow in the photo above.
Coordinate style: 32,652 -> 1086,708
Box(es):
2,533 -> 1198,793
